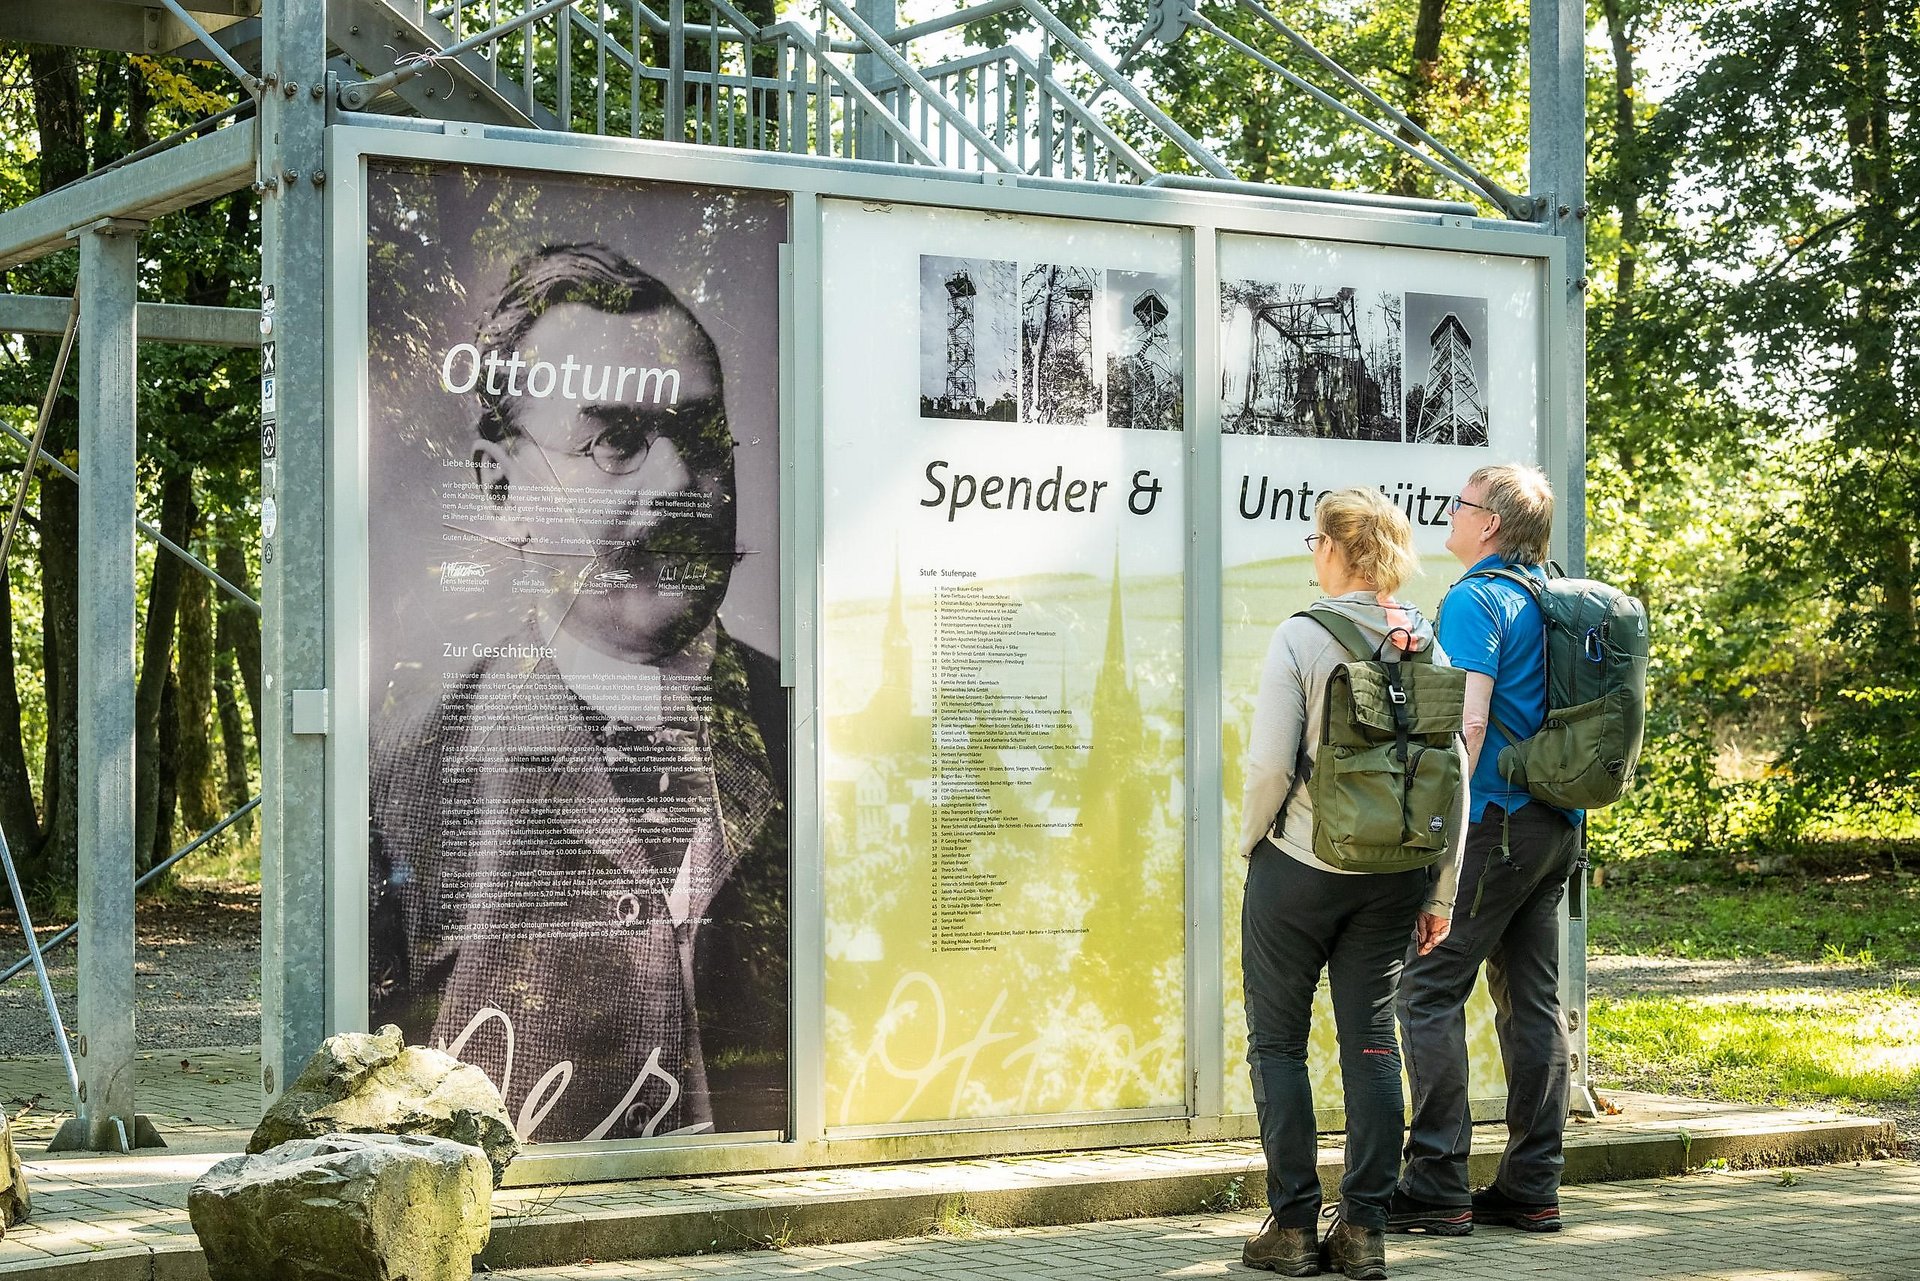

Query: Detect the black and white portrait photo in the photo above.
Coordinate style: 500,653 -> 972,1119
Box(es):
363,162 -> 789,1146
1403,291 -> 1490,447
1220,281 -> 1403,441
919,255 -> 1018,421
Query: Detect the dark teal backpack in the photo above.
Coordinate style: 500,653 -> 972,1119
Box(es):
1465,565 -> 1649,810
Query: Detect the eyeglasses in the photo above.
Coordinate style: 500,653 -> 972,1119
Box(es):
1304,532 -> 1327,552
1447,496 -> 1495,517
506,397 -> 728,476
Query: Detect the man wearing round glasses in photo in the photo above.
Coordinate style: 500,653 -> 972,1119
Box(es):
370,243 -> 787,1147
1388,463 -> 1582,1240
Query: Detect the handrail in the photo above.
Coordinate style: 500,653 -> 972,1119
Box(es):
823,0 -> 1020,172
339,0 -> 584,110
1017,0 -> 1233,180
1230,0 -> 1528,218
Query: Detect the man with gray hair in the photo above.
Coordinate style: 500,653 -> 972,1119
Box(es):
1388,462 -> 1582,1237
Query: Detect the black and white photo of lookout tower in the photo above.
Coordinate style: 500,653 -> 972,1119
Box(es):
1404,291 -> 1491,447
920,255 -> 1019,421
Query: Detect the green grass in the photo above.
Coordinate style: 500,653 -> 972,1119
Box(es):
1591,987 -> 1920,1106
1589,873 -> 1920,967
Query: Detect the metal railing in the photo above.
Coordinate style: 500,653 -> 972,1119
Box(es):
336,0 -> 1229,182
333,0 -> 1526,215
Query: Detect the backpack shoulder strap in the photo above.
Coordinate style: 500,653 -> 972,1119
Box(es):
1296,607 -> 1374,661
1459,565 -> 1552,745
1464,564 -> 1545,602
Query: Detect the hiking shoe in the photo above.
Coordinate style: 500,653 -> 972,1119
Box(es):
1384,1187 -> 1472,1236
1471,1184 -> 1562,1232
1242,1215 -> 1320,1275
1318,1215 -> 1387,1280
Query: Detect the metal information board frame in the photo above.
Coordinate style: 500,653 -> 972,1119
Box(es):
324,118 -> 1569,1187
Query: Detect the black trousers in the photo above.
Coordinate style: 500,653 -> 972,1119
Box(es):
1242,840 -> 1428,1229
1397,803 -> 1580,1207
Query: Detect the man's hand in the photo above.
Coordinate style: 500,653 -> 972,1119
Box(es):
1414,912 -> 1452,956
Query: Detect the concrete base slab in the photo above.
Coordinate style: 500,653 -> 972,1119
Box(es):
0,1089 -> 1894,1279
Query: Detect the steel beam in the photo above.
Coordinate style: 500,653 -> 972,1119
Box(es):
48,219 -> 160,1154
0,294 -> 263,347
0,3 -> 253,62
257,0 -> 331,1109
0,124 -> 257,271
1531,0 -> 1595,1117
852,0 -> 900,162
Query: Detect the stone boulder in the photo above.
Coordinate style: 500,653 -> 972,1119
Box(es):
1,1109 -> 29,1235
250,1024 -> 519,1184
189,1132 -> 491,1281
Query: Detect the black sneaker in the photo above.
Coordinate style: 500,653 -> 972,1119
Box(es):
1318,1214 -> 1387,1281
1471,1184 -> 1562,1232
1384,1187 -> 1472,1236
1242,1214 -> 1320,1275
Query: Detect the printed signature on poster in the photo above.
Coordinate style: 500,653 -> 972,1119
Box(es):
445,1006 -> 714,1141
837,972 -> 1178,1125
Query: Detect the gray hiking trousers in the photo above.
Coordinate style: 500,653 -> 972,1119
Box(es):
1397,802 -> 1580,1206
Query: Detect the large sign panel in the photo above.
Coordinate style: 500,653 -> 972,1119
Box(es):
362,161 -> 789,1144
819,203 -> 1188,1127
1216,232 -> 1541,1113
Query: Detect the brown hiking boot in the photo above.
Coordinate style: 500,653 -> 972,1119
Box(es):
1242,1215 -> 1320,1275
1319,1215 -> 1387,1280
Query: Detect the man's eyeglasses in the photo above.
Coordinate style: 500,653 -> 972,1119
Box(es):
1447,496 -> 1496,517
509,397 -> 727,476
1304,532 -> 1327,552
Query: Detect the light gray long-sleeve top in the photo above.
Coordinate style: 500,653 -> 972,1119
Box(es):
1235,592 -> 1468,918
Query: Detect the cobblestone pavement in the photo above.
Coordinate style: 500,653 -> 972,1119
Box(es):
494,1160 -> 1920,1281
0,1045 -> 258,1150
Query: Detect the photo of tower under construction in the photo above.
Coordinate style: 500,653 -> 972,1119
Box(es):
920,255 -> 1019,420
1404,291 -> 1491,446
1218,281 -> 1403,441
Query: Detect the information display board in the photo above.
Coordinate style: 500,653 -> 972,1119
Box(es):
819,203 -> 1189,1128
1215,233 -> 1543,1114
333,127 -> 1569,1167
359,161 -> 789,1144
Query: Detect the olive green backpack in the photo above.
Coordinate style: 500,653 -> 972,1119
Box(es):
1291,607 -> 1467,874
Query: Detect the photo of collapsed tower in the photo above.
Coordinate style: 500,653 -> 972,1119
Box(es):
1223,284 -> 1402,441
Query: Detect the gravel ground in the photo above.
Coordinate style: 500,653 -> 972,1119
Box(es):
0,881 -> 260,1056
1588,952 -> 1920,998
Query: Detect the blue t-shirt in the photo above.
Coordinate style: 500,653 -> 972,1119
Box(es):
1436,556 -> 1582,825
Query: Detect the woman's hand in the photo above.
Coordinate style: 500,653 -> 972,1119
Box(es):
1414,912 -> 1452,956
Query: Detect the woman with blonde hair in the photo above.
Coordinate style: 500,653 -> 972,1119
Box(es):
1236,487 -> 1467,1279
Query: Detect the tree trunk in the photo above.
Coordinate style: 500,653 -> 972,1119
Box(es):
134,470 -> 196,872
214,649 -> 252,833
151,670 -> 181,876
1392,0 -> 1450,197
174,558 -> 221,838
35,480 -> 79,895
1601,0 -> 1643,395
214,535 -> 261,737
1839,0 -> 1916,645
0,567 -> 42,858
24,47 -> 88,895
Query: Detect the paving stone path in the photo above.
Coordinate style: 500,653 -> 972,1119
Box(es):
496,1159 -> 1920,1281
